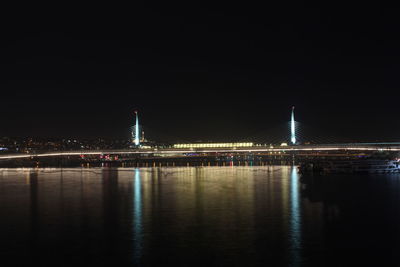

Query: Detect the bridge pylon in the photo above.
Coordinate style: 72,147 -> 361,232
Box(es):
132,111 -> 141,147
291,106 -> 296,145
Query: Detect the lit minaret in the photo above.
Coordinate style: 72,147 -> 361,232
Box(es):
134,111 -> 140,146
291,106 -> 296,145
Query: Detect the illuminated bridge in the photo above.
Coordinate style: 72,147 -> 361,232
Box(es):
1,143 -> 400,160
1,108 -> 399,162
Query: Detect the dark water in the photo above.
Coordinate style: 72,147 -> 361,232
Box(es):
0,166 -> 399,266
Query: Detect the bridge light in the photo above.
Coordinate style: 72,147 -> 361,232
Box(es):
172,142 -> 254,149
291,106 -> 296,145
133,111 -> 140,147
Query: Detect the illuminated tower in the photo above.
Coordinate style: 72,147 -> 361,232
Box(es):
133,111 -> 140,146
291,106 -> 296,145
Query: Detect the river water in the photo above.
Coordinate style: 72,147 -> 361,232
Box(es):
0,166 -> 399,266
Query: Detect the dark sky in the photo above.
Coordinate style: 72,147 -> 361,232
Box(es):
1,6 -> 400,142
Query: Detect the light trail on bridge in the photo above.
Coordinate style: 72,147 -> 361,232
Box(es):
1,143 -> 400,160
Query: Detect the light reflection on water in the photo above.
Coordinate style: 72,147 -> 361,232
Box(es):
290,167 -> 301,267
133,168 -> 142,264
0,166 -> 399,266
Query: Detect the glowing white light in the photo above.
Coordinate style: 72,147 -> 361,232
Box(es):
291,106 -> 296,145
134,111 -> 140,146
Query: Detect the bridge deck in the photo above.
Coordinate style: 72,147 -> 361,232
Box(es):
1,143 -> 400,160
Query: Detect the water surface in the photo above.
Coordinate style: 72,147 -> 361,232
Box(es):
0,166 -> 399,266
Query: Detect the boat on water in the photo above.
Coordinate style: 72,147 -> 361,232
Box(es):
299,159 -> 400,174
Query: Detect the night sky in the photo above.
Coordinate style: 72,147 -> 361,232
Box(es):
2,7 -> 399,142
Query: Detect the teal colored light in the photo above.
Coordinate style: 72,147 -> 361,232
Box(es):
134,112 -> 140,146
133,169 -> 142,263
290,166 -> 301,266
291,107 -> 296,145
